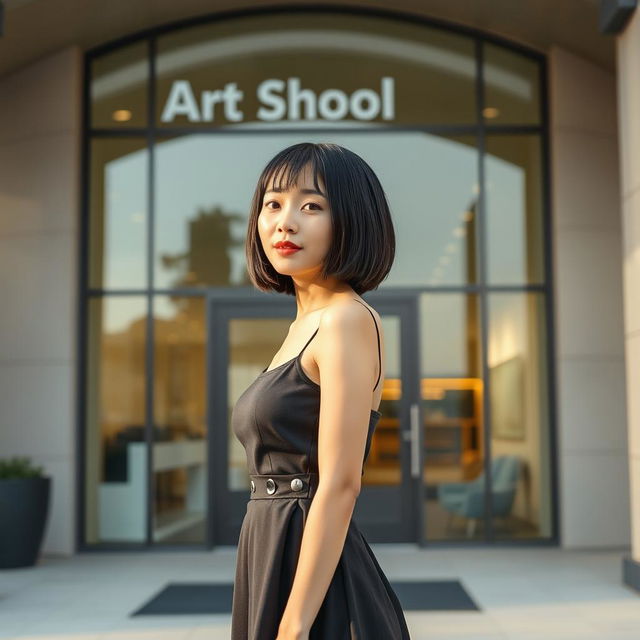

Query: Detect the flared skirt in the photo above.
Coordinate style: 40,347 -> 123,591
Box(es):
231,497 -> 411,640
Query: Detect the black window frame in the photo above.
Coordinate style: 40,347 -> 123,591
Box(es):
77,3 -> 558,551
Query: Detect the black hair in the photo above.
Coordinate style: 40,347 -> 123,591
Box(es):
245,142 -> 395,295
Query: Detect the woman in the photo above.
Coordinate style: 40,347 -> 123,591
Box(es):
231,142 -> 411,640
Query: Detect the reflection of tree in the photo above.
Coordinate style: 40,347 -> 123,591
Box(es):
152,300 -> 206,437
160,205 -> 245,288
157,206 -> 254,418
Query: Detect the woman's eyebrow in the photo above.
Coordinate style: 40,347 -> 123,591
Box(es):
265,187 -> 327,198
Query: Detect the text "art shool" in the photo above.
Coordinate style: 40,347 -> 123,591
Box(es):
161,77 -> 395,124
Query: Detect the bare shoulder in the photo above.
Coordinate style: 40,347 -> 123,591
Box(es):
317,297 -> 381,340
305,296 -> 382,387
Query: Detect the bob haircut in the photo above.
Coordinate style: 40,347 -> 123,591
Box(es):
245,142 -> 395,296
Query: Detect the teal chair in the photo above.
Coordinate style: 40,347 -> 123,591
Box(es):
437,455 -> 521,537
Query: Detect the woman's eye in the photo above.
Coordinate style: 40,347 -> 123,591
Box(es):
263,201 -> 321,211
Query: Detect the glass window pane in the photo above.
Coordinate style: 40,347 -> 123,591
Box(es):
364,314 -> 403,488
485,134 -> 544,285
228,317 -> 291,493
83,12 -> 550,548
227,314 -> 403,495
156,12 -> 477,128
152,296 -> 206,544
89,137 -> 148,290
488,292 -> 552,539
84,296 -> 147,544
90,41 -> 149,129
420,293 -> 484,542
154,132 -> 479,289
483,43 -> 541,125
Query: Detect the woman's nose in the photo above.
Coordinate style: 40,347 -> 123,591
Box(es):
276,205 -> 296,230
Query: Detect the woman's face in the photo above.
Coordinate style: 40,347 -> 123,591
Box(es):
258,163 -> 332,279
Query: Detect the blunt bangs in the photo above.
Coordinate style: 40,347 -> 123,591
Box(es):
259,145 -> 326,203
246,142 -> 395,296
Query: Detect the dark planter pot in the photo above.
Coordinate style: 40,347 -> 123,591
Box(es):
0,476 -> 51,569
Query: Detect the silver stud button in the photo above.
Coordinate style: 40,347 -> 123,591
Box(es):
290,478 -> 304,491
266,478 -> 276,494
250,480 -> 255,493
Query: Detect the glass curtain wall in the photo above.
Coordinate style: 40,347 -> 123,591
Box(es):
82,8 -> 553,547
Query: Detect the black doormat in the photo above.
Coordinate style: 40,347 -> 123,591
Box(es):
391,580 -> 480,610
132,580 -> 480,616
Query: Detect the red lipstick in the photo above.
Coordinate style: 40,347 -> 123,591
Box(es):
274,240 -> 302,256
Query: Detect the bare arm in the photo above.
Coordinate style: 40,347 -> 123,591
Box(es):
276,301 -> 380,639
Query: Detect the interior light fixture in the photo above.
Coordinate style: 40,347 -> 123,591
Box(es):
482,107 -> 500,119
112,109 -> 133,122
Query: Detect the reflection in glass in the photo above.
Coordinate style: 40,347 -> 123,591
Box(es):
154,136 -> 249,290
417,135 -> 479,287
485,135 -> 544,285
89,138 -> 148,290
84,10 -> 551,548
228,317 -> 291,493
363,315 -> 401,488
152,296 -> 206,544
420,293 -> 485,541
483,43 -> 541,125
489,292 -> 551,539
90,41 -> 149,128
154,132 -> 478,289
156,12 -> 476,127
227,314 -> 402,492
84,296 -> 147,543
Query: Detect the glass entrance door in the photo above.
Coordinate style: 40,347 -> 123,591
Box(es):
207,292 -> 422,545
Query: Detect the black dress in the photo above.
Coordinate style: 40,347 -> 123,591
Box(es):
231,298 -> 411,640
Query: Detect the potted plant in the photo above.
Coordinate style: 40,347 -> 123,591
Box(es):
0,456 -> 50,568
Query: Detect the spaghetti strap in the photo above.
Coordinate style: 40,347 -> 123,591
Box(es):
298,326 -> 319,359
295,300 -> 381,390
351,299 -> 382,392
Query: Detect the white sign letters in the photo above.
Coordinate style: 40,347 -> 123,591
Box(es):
160,77 -> 395,124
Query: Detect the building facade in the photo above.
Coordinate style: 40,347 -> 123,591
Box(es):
0,0 -> 638,592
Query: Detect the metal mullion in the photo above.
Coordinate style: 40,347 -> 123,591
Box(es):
76,47 -> 93,552
144,36 -> 157,547
82,5 -> 547,66
147,125 -> 480,136
89,125 -> 543,139
539,53 -> 560,545
85,284 -> 550,299
89,124 -> 544,142
476,38 -> 495,544
87,128 -> 151,137
143,124 -> 542,138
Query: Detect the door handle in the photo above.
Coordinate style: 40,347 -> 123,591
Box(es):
402,402 -> 421,478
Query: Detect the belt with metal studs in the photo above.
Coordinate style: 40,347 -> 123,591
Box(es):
248,472 -> 319,500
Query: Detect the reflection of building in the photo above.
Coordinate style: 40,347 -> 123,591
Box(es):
1,0 -> 639,593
